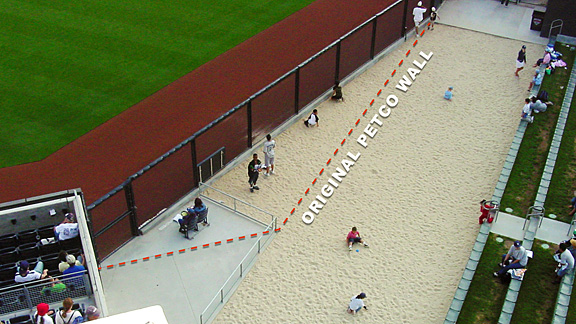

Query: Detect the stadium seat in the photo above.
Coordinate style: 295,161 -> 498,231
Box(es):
17,229 -> 38,245
39,241 -> 61,256
60,236 -> 82,250
37,225 -> 56,240
41,253 -> 60,271
0,247 -> 19,264
0,264 -> 16,281
0,234 -> 18,249
9,315 -> 31,324
17,243 -> 39,259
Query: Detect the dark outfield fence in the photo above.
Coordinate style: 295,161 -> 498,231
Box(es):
87,0 -> 434,260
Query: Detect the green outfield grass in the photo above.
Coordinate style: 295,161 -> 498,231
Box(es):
0,0 -> 314,167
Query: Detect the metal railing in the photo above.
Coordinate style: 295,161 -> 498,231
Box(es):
0,271 -> 91,315
199,219 -> 276,324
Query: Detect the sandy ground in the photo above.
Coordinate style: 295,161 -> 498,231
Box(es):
204,25 -> 544,323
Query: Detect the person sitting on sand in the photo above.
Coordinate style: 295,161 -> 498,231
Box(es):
443,86 -> 453,101
347,227 -> 369,251
347,292 -> 367,314
331,81 -> 344,101
304,109 -> 319,127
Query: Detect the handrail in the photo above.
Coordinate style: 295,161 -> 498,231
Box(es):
548,19 -> 563,39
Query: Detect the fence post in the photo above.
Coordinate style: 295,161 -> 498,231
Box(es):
294,67 -> 300,114
335,41 -> 341,83
402,0 -> 409,39
247,100 -> 253,148
124,180 -> 141,236
191,139 -> 200,188
370,18 -> 378,59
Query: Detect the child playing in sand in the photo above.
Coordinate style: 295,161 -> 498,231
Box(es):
304,109 -> 319,127
428,7 -> 439,30
347,293 -> 367,314
347,227 -> 369,251
444,86 -> 453,101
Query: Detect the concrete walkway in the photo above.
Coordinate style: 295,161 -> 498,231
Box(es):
439,0 -> 548,45
491,212 -> 572,243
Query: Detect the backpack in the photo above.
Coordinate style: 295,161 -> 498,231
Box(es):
537,90 -> 549,102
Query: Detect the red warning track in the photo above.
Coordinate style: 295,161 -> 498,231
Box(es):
0,0 -> 398,205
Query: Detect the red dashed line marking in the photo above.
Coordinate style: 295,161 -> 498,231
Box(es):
263,231 -> 270,235
275,228 -> 281,232
227,238 -> 234,243
427,22 -> 431,27
250,233 -> 258,238
155,254 -> 161,258
377,89 -> 382,96
399,59 -> 403,66
327,159 -> 332,165
312,178 -> 317,185
355,119 -> 360,125
215,241 -> 221,245
341,139 -> 346,145
203,244 -> 210,248
420,30 -> 425,36
298,198 -> 302,204
406,50 -> 411,56
166,251 -> 173,256
413,40 -> 418,46
119,262 -> 126,266
384,79 -> 389,86
391,69 -> 396,76
370,99 -> 375,106
290,207 -> 295,214
305,188 -> 310,194
348,129 -> 353,135
283,218 -> 288,224
143,257 -> 150,261
319,168 -> 324,175
191,246 -> 198,250
334,149 -> 339,155
362,109 -> 367,115
107,265 -> 114,269
131,259 -> 138,263
239,236 -> 246,240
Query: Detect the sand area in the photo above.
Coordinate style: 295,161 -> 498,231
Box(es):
205,25 -> 544,323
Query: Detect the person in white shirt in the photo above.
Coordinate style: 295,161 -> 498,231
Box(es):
54,213 -> 79,241
521,98 -> 533,123
263,134 -> 276,176
412,1 -> 427,37
347,292 -> 367,314
554,242 -> 575,283
304,109 -> 319,127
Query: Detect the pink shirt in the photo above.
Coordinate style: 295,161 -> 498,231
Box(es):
347,231 -> 359,240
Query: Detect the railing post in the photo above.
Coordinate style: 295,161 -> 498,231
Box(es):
370,18 -> 378,59
240,263 -> 243,277
402,0 -> 409,39
294,67 -> 300,114
247,100 -> 253,148
221,288 -> 224,302
335,41 -> 341,83
124,180 -> 141,236
191,139 -> 200,188
258,240 -> 261,253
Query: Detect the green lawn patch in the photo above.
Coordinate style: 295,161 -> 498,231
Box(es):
458,233 -> 509,324
500,44 -> 576,218
510,240 -> 559,324
0,0 -> 315,167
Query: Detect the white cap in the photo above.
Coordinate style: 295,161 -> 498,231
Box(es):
418,1 -> 423,6
432,7 -> 436,11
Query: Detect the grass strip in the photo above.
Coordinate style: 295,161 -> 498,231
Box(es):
500,44 -> 576,218
458,233 -> 509,324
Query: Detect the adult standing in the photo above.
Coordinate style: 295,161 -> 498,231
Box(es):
493,240 -> 528,278
263,134 -> 276,176
412,1 -> 427,37
515,45 -> 527,77
248,153 -> 262,192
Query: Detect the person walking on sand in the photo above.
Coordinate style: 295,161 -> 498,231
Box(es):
304,109 -> 319,127
263,134 -> 275,176
248,153 -> 263,193
412,1 -> 427,37
515,45 -> 527,77
347,226 -> 369,251
428,7 -> 439,30
347,293 -> 368,314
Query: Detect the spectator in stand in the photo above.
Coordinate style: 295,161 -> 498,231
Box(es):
493,240 -> 528,278
58,250 -> 84,273
41,276 -> 67,296
34,303 -> 54,324
62,254 -> 86,288
85,306 -> 101,321
15,260 -> 48,283
54,213 -> 79,241
554,242 -> 575,284
55,298 -> 83,324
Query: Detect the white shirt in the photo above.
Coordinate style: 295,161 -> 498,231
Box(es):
55,310 -> 83,324
15,270 -> 41,283
522,103 -> 532,115
560,249 -> 575,270
308,114 -> 318,126
413,7 -> 426,22
35,313 -> 54,324
55,223 -> 79,241
349,296 -> 364,311
263,140 -> 276,157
